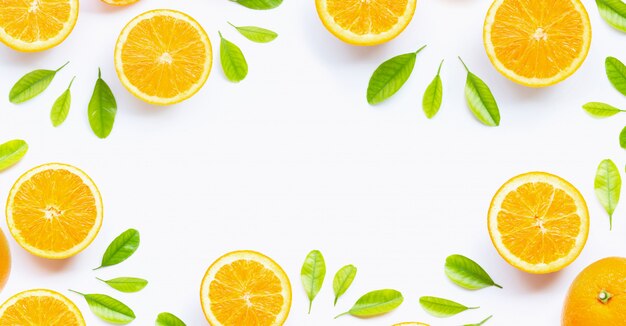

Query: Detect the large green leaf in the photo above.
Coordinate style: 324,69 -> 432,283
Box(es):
583,102 -> 625,118
336,289 -> 403,318
95,229 -> 140,269
367,46 -> 426,105
594,159 -> 621,230
422,60 -> 444,119
229,22 -> 278,43
596,0 -> 626,32
9,62 -> 68,103
98,277 -> 148,293
220,32 -> 248,83
71,291 -> 135,324
0,139 -> 28,171
231,0 -> 282,10
606,57 -> 626,96
156,312 -> 186,326
333,264 -> 357,306
444,254 -> 502,290
88,69 -> 117,139
460,58 -> 500,126
301,250 -> 326,313
50,77 -> 75,127
419,296 -> 478,318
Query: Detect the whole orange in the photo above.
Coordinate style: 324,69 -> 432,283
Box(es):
562,257 -> 626,325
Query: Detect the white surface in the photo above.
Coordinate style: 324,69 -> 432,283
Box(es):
0,0 -> 624,325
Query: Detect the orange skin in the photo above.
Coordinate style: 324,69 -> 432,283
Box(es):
0,229 -> 10,292
562,257 -> 626,325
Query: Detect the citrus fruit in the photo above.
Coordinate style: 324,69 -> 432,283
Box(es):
483,0 -> 591,87
562,257 -> 626,325
392,323 -> 429,326
315,0 -> 417,46
6,163 -> 103,259
0,229 -> 10,292
102,0 -> 139,5
488,172 -> 589,274
200,250 -> 292,326
114,9 -> 212,105
0,0 -> 79,52
0,289 -> 85,325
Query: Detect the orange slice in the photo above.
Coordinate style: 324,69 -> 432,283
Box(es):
483,0 -> 591,87
0,289 -> 85,325
488,172 -> 589,274
0,0 -> 78,52
200,250 -> 292,326
6,163 -> 103,259
315,0 -> 417,46
114,9 -> 212,105
102,0 -> 139,5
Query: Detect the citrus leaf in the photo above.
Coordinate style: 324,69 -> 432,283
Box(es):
444,254 -> 502,290
219,32 -> 248,83
367,46 -> 426,105
97,277 -> 148,293
51,77 -> 75,127
301,250 -> 326,313
423,60 -> 444,119
333,264 -> 357,306
230,0 -> 282,10
88,69 -> 117,139
460,57 -> 500,126
594,159 -> 621,230
620,126 -> 626,149
596,0 -> 626,32
156,312 -> 186,326
335,289 -> 403,318
606,57 -> 626,96
419,296 -> 478,318
0,139 -> 28,171
583,102 -> 625,118
95,229 -> 140,269
228,22 -> 278,43
70,291 -> 135,324
464,315 -> 493,326
9,62 -> 68,104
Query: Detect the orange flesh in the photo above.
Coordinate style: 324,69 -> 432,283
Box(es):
0,0 -> 71,42
326,0 -> 408,35
0,230 -> 9,292
0,294 -> 82,325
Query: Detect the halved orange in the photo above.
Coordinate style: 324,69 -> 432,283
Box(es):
200,250 -> 292,326
315,0 -> 417,46
6,163 -> 103,259
102,0 -> 139,5
0,0 -> 79,52
488,172 -> 589,274
115,9 -> 212,105
483,0 -> 591,87
0,289 -> 85,325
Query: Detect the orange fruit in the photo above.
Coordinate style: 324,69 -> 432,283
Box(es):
315,0 -> 417,46
483,0 -> 591,87
114,9 -> 212,105
0,0 -> 79,52
393,323 -> 429,326
562,257 -> 626,325
0,289 -> 85,325
6,163 -> 103,259
488,172 -> 589,274
0,229 -> 10,292
200,250 -> 292,326
101,0 -> 139,5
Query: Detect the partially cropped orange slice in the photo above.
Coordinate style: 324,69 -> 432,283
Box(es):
115,9 -> 212,105
315,0 -> 417,46
102,0 -> 139,5
6,163 -> 103,259
200,250 -> 292,326
483,0 -> 591,87
0,289 -> 85,325
488,172 -> 589,274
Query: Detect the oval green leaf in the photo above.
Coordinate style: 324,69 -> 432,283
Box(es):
9,62 -> 68,104
71,291 -> 135,324
96,228 -> 140,269
460,58 -> 500,126
333,264 -> 357,306
583,102 -> 625,118
98,277 -> 148,293
594,159 -> 621,230
220,32 -> 248,83
620,126 -> 626,149
0,139 -> 28,171
336,289 -> 403,318
423,60 -> 444,119
606,57 -> 626,96
301,249 -> 326,313
367,46 -> 426,105
231,0 -> 282,10
596,0 -> 626,32
444,254 -> 502,290
419,296 -> 478,318
229,22 -> 278,43
156,312 -> 186,326
88,69 -> 117,139
51,77 -> 75,127
464,315 -> 493,326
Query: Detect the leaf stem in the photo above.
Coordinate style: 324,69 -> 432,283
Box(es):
97,67 -> 101,79
458,56 -> 470,72
415,44 -> 427,55
68,289 -> 85,296
334,311 -> 349,319
68,76 -> 76,89
218,31 -> 224,39
96,277 -> 106,283
93,265 -> 103,271
469,306 -> 480,310
437,59 -> 444,75
493,283 -> 503,289
307,301 -> 312,314
227,22 -> 236,28
56,61 -> 70,72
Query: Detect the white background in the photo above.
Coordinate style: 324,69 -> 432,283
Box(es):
0,0 -> 625,325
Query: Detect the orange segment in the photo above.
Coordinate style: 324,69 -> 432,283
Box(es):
483,0 -> 591,87
200,250 -> 292,326
0,289 -> 85,325
6,163 -> 103,259
114,9 -> 212,105
488,172 -> 589,274
0,0 -> 78,52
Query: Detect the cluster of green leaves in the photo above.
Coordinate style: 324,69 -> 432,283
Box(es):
0,139 -> 28,171
219,22 -> 278,83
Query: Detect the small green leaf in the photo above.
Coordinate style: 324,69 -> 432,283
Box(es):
583,102 -> 625,118
95,229 -> 140,269
444,254 -> 502,290
419,296 -> 478,318
9,62 -> 68,103
620,126 -> 626,149
98,277 -> 148,293
464,315 -> 493,326
51,77 -> 75,127
228,22 -> 278,43
606,57 -> 626,96
460,57 -> 500,126
301,250 -> 326,313
594,159 -> 621,230
596,0 -> 626,33
70,290 -> 135,324
422,60 -> 444,119
231,0 -> 282,10
88,69 -> 117,139
219,32 -> 248,83
333,264 -> 357,306
335,289 -> 403,319
367,46 -> 426,105
0,140 -> 28,171
156,312 -> 186,326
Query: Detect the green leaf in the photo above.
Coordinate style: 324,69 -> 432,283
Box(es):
9,62 -> 68,104
606,57 -> 626,96
70,291 -> 135,324
88,69 -> 117,139
333,264 -> 357,306
620,126 -> 626,149
219,32 -> 248,83
460,57 -> 500,126
0,140 -> 28,171
335,289 -> 403,318
230,0 -> 282,10
301,250 -> 326,313
367,45 -> 426,105
156,312 -> 186,326
464,315 -> 493,326
444,254 -> 502,290
422,60 -> 444,119
594,159 -> 621,230
97,277 -> 148,293
95,229 -> 140,269
596,0 -> 626,33
582,102 -> 625,118
51,77 -> 75,127
228,22 -> 278,43
419,296 -> 478,318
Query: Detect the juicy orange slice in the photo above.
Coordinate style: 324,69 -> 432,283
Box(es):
200,250 -> 292,326
102,0 -> 139,5
0,289 -> 85,325
115,9 -> 212,105
315,0 -> 417,46
483,0 -> 591,87
6,163 -> 103,259
488,172 -> 589,274
0,0 -> 78,52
